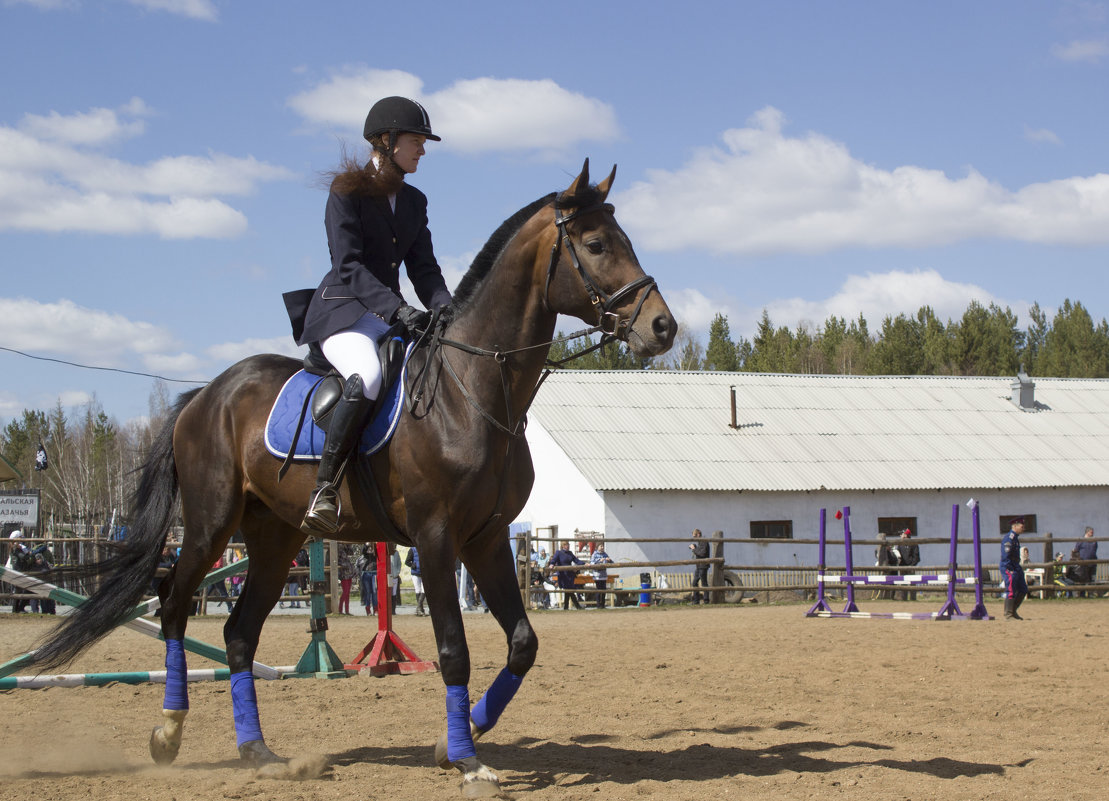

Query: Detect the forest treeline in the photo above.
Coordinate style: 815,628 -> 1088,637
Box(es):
550,298 -> 1109,378
3,298 -> 1107,535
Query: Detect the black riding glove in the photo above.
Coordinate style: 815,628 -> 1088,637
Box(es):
393,303 -> 431,335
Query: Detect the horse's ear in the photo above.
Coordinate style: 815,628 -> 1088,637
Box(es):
566,158 -> 591,197
596,164 -> 617,201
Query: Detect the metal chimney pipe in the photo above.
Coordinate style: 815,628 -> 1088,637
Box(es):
729,385 -> 738,429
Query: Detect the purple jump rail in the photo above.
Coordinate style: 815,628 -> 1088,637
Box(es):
807,503 -> 991,621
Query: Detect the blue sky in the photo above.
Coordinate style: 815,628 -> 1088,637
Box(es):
1,0 -> 1107,426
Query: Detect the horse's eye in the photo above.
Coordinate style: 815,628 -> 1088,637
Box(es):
585,239 -> 604,255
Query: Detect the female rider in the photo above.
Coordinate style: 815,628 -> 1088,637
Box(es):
285,96 -> 452,535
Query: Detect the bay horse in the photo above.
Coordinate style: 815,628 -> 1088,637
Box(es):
24,160 -> 675,795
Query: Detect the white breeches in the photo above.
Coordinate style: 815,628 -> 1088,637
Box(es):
320,312 -> 391,400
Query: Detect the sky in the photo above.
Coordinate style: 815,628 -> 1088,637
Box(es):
1,0 -> 1108,427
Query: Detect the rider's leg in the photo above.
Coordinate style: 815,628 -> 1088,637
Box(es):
301,316 -> 389,535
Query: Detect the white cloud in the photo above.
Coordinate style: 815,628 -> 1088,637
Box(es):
287,69 -> 423,131
57,389 -> 94,408
0,102 -> 292,238
206,337 -> 305,366
127,0 -> 218,21
0,297 -> 180,367
287,68 -> 618,154
666,269 -> 1023,344
1051,38 -> 1109,63
614,106 -> 1109,255
664,287 -> 720,335
19,105 -> 146,145
4,0 -> 216,16
2,0 -> 77,9
1024,125 -> 1062,145
760,269 -> 1010,334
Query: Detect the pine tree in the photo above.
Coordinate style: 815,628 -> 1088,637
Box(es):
704,313 -> 738,371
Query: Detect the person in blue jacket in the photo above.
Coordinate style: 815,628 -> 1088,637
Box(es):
1000,517 -> 1028,620
284,96 -> 452,535
549,541 -> 584,610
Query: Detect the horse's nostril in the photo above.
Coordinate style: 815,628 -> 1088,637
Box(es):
652,314 -> 675,340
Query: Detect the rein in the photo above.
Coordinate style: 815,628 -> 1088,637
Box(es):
405,199 -> 655,438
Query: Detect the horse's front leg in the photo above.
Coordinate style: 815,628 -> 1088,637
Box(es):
419,534 -> 503,795
455,531 -> 536,747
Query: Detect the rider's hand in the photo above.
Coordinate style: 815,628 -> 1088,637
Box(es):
393,303 -> 431,335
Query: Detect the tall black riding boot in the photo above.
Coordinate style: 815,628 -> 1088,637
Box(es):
1011,592 -> 1026,620
301,374 -> 372,535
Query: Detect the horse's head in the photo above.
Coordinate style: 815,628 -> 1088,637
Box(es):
543,159 -> 677,358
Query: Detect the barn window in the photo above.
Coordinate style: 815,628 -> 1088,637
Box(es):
751,520 -> 792,539
877,517 -> 918,538
1000,514 -> 1036,533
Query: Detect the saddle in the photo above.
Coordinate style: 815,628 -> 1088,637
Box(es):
264,330 -> 413,465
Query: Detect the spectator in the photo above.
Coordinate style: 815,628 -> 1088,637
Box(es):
389,547 -> 402,613
295,547 -> 310,594
549,540 -> 584,610
896,529 -> 921,601
7,532 -> 33,612
207,555 -> 234,613
228,550 -> 245,597
357,544 -> 378,615
689,529 -> 710,605
29,541 -> 56,614
337,543 -> 358,614
1072,526 -> 1098,597
281,550 -> 306,609
1000,517 -> 1028,620
590,541 -> 614,608
535,547 -> 550,571
874,532 -> 897,600
405,547 -> 427,616
1053,552 -> 1076,598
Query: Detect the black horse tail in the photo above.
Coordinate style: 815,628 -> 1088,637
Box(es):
28,389 -> 200,671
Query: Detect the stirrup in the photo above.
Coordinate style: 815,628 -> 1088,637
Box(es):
301,484 -> 340,535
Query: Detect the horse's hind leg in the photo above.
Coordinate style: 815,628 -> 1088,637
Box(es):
224,514 -> 306,767
150,418 -> 246,766
149,519 -> 240,765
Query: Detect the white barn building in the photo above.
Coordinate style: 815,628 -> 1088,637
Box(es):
513,370 -> 1109,581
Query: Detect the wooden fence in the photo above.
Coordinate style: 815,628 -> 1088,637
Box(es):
4,531 -> 1106,612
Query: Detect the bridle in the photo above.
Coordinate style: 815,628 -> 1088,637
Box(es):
409,196 -> 659,438
543,199 -> 658,339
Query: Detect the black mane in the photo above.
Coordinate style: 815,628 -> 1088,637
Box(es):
450,193 -> 557,313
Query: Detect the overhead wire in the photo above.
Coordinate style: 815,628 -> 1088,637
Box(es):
0,345 -> 209,385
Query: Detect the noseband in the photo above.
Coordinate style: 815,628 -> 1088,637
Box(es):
544,201 -> 658,339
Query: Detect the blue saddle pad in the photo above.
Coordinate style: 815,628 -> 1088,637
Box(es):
264,340 -> 414,462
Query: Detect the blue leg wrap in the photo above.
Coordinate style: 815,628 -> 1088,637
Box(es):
445,685 -> 476,762
471,667 -> 524,733
230,671 -> 264,747
163,639 -> 189,711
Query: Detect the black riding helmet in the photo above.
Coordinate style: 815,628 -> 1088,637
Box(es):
363,96 -> 441,143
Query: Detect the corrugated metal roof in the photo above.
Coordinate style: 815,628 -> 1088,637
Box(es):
528,371 -> 1109,492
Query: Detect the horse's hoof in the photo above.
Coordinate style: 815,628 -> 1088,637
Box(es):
435,732 -> 451,769
435,723 -> 486,770
239,738 -> 284,768
149,726 -> 180,765
455,756 -> 507,798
